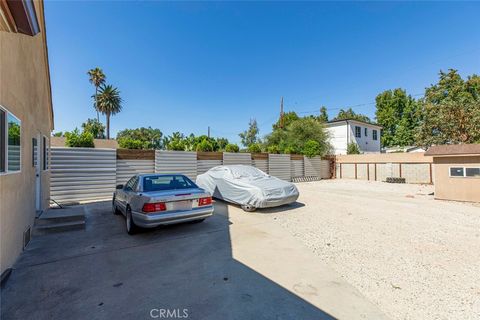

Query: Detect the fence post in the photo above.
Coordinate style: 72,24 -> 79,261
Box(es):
399,163 -> 402,178
354,163 -> 357,179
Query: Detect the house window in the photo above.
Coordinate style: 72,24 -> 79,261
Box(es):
43,136 -> 49,170
1,106 -> 21,174
355,126 -> 361,138
466,168 -> 480,177
32,138 -> 37,167
364,128 -> 368,137
0,109 -> 5,173
450,167 -> 464,177
373,130 -> 378,141
7,113 -> 21,172
450,167 -> 480,178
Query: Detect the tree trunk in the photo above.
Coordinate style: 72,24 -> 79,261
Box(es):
106,112 -> 110,139
95,86 -> 99,123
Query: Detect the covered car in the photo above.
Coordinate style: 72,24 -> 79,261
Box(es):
196,165 -> 299,211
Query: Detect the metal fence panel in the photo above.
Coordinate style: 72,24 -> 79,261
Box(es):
197,160 -> 222,175
116,159 -> 155,185
155,150 -> 197,180
223,152 -> 252,166
268,154 -> 291,181
320,160 -> 331,179
50,147 -> 116,204
291,159 -> 304,178
253,159 -> 268,173
304,156 -> 321,177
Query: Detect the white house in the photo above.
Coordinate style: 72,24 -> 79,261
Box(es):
325,119 -> 382,154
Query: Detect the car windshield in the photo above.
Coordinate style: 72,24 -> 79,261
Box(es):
143,175 -> 197,192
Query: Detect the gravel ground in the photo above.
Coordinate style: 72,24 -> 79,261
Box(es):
268,180 -> 480,320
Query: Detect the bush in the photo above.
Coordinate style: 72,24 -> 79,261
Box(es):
167,140 -> 186,151
118,137 -> 144,149
65,128 -> 94,148
302,140 -> 321,158
225,143 -> 239,153
247,143 -> 262,153
347,142 -> 361,154
283,146 -> 296,154
267,145 -> 280,154
196,139 -> 214,152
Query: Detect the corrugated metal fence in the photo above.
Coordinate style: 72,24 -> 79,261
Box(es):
269,154 -> 291,181
50,148 -> 116,203
155,151 -> 197,180
50,148 -> 333,204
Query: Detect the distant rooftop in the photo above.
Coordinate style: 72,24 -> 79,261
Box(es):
425,144 -> 480,156
326,118 -> 382,128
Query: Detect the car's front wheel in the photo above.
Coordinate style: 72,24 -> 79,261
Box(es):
241,204 -> 256,212
126,207 -> 139,235
112,197 -> 120,215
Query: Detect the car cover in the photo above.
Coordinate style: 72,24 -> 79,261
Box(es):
196,165 -> 299,208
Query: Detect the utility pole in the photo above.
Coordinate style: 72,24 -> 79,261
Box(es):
280,96 -> 284,129
207,126 -> 210,138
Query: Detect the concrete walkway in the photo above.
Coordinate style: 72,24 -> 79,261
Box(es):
1,201 -> 387,320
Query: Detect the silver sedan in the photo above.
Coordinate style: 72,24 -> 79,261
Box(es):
112,174 -> 214,234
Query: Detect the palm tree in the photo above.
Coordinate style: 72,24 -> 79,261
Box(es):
96,84 -> 122,139
87,68 -> 106,122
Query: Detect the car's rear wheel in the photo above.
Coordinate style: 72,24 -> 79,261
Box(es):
241,204 -> 256,212
126,207 -> 139,235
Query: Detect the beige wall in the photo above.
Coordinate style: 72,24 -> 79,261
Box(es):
0,1 -> 53,273
51,136 -> 119,149
336,152 -> 433,164
335,153 -> 433,184
433,156 -> 480,202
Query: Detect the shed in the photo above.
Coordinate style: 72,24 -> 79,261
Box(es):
425,144 -> 480,202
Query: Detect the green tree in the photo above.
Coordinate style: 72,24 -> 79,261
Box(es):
216,137 -> 229,151
117,127 -> 163,149
81,118 -> 105,139
65,128 -> 94,148
416,70 -> 480,147
96,84 -> 122,139
333,108 -> 371,123
239,119 -> 260,147
167,139 -> 186,151
273,111 -> 300,130
225,143 -> 239,153
375,89 -> 419,147
347,142 -> 360,154
247,143 -> 262,153
196,139 -> 214,152
265,117 -> 331,156
318,106 -> 329,123
87,67 -> 106,122
302,140 -> 321,158
52,132 -> 63,137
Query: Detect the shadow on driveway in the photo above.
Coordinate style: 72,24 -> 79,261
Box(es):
1,200 -> 335,320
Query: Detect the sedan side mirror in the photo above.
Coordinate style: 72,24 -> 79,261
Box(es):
116,184 -> 124,190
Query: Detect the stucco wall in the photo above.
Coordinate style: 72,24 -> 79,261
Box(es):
433,156 -> 480,202
0,1 -> 53,273
51,136 -> 119,149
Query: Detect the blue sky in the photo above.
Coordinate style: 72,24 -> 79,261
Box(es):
45,1 -> 480,144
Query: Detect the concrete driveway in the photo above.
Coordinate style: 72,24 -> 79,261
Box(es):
1,200 -> 387,320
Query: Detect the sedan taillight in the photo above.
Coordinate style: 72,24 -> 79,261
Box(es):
198,197 -> 212,206
142,202 -> 167,213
